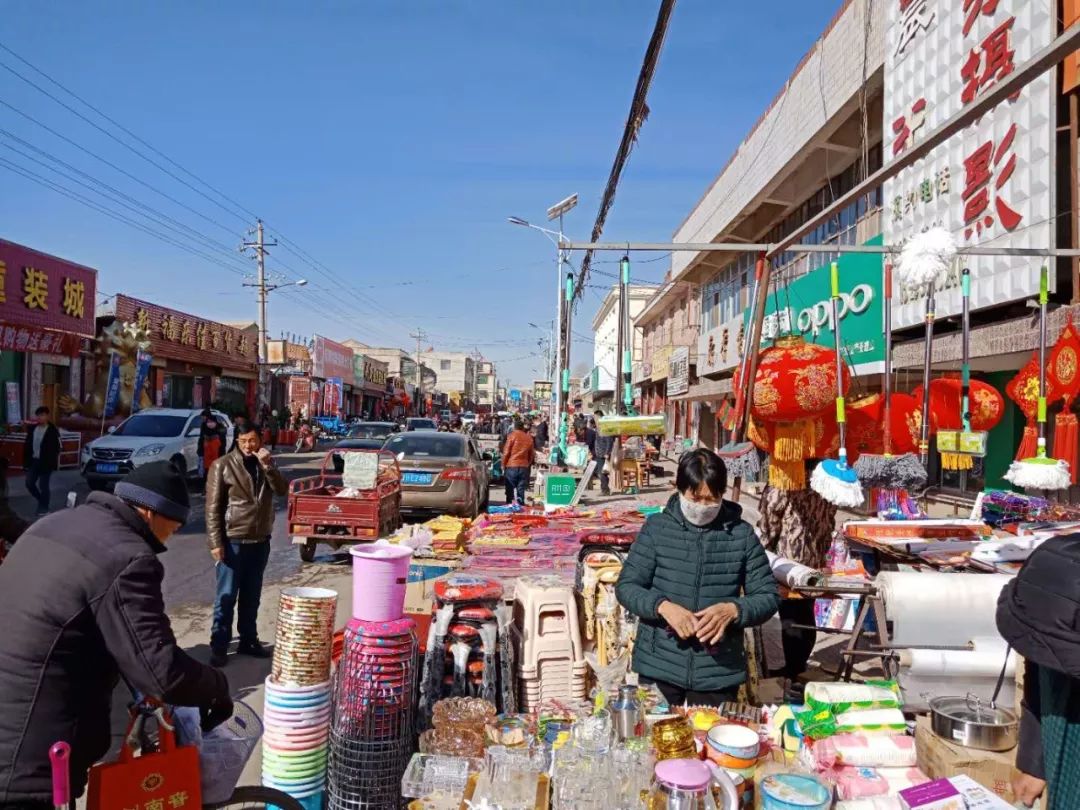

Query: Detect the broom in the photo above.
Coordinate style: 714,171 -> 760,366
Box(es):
811,262 -> 864,508
853,260 -> 928,492
719,255 -> 765,481
1005,266 -> 1071,489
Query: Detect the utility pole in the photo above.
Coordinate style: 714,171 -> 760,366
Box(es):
242,219 -> 277,409
410,328 -> 426,416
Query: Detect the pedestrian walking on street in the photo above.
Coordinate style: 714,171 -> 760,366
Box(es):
23,406 -> 60,516
199,414 -> 226,483
591,410 -> 613,495
501,417 -> 534,505
0,461 -> 232,808
616,449 -> 780,708
206,423 -> 288,667
534,417 -> 549,450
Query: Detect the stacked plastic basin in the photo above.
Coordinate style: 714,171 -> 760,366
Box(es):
513,575 -> 587,712
263,586 -> 338,810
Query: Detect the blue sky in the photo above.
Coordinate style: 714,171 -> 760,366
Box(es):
0,1 -> 837,389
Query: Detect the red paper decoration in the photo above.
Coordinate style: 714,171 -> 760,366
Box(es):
1007,353 -> 1058,423
1049,317 -> 1080,407
846,393 -> 922,460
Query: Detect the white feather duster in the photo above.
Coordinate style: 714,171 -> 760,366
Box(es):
896,227 -> 957,289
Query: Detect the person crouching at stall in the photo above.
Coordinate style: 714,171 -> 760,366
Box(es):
616,448 -> 780,707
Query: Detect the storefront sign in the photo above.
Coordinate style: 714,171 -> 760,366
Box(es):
312,335 -> 353,380
103,352 -> 122,419
533,380 -> 552,402
745,243 -> 886,373
364,357 -> 387,387
668,346 -> 690,396
0,239 -> 97,338
352,353 -> 366,389
652,346 -> 674,382
5,382 -> 20,424
265,339 -> 287,365
131,351 -> 152,414
883,0 -> 1055,330
0,325 -> 80,357
697,315 -> 746,377
114,295 -> 256,370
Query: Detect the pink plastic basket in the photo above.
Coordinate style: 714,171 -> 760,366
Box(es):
349,544 -> 413,622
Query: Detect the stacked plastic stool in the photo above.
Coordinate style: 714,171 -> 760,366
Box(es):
418,573 -> 516,729
513,575 -> 587,712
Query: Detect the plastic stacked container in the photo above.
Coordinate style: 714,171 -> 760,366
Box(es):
513,575 -> 587,711
263,586 -> 338,809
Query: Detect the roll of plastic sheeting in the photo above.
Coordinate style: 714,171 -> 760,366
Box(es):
904,639 -> 1015,679
765,550 -> 822,588
875,572 -> 1013,648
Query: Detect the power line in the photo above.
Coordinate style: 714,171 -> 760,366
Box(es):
0,41 -> 256,223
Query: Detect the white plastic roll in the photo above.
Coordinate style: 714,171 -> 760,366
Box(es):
875,571 -> 1013,648
904,639 -> 1015,680
765,550 -> 821,588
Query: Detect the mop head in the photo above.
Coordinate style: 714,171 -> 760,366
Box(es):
854,453 -> 929,492
852,454 -> 893,489
897,226 -> 957,288
1004,456 -> 1071,490
718,441 -> 760,480
811,458 -> 865,508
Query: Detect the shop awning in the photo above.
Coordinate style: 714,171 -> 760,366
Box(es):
669,377 -> 732,402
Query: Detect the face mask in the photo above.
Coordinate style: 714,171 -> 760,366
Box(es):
679,494 -> 722,527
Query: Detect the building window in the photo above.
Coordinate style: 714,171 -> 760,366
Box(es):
440,359 -> 451,371
477,374 -> 489,385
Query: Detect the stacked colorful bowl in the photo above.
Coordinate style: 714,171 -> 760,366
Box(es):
327,617 -> 419,809
271,587 -> 338,686
264,586 -> 338,809
262,678 -> 331,807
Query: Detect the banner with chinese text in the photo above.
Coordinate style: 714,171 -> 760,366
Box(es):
312,335 -> 353,381
114,295 -> 257,370
883,0 -> 1055,329
0,239 -> 97,338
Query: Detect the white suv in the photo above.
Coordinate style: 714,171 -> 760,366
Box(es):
81,408 -> 234,489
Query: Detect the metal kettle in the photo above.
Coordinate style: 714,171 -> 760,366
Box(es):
649,758 -> 739,810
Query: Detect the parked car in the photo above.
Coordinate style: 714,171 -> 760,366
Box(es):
346,421 -> 396,440
80,408 -> 234,489
405,417 -> 437,431
383,430 -> 489,518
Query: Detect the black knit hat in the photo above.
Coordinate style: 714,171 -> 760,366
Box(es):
114,460 -> 191,524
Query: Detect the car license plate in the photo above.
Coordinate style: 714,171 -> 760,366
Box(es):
403,471 -> 433,485
96,462 -> 119,474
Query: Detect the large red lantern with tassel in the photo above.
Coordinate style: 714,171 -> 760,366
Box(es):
748,414 -> 839,459
750,335 -> 849,490
911,378 -> 1005,433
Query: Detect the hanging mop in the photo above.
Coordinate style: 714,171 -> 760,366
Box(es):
937,266 -> 983,472
719,257 -> 765,481
1005,266 -> 1071,490
810,262 -> 864,508
853,260 -> 928,492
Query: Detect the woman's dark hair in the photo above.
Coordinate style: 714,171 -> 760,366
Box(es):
676,448 -> 727,499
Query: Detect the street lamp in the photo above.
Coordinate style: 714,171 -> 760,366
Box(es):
508,193 -> 578,462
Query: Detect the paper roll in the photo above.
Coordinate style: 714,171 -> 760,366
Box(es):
875,571 -> 1013,648
765,550 -> 821,588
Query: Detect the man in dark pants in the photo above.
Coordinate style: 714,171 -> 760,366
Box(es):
23,406 -> 60,517
206,423 -> 288,667
591,410 -> 613,496
501,418 -> 534,505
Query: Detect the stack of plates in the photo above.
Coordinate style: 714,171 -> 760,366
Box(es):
262,678 -> 331,807
272,587 -> 337,687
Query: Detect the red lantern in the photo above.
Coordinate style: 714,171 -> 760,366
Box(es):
846,393 -> 921,461
748,414 -> 838,458
911,378 -> 1005,433
749,336 -> 849,490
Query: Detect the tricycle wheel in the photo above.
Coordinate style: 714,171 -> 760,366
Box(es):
299,540 -> 317,563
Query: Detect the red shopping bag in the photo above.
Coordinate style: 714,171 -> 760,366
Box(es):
86,706 -> 202,810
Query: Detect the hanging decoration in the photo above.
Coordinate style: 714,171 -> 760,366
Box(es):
911,378 -> 1005,434
848,393 -> 922,459
749,334 -> 848,491
1006,353 -> 1058,462
1050,315 -> 1080,485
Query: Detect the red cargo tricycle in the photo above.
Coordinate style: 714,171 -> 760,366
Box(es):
288,448 -> 403,562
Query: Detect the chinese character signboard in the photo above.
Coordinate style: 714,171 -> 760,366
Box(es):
533,380 -> 552,402
114,295 -> 256,370
668,346 -> 691,396
364,357 -> 388,388
884,0 -> 1055,330
0,239 -> 97,338
652,346 -> 674,382
697,315 -> 746,377
744,243 -> 885,374
312,335 -> 353,381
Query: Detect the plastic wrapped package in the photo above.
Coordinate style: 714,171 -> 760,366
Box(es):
812,732 -> 918,769
824,765 -> 929,800
804,681 -> 901,713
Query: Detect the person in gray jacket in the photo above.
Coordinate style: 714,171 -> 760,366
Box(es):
616,448 -> 780,707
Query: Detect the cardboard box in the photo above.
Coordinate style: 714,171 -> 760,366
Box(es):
915,716 -> 1017,804
403,560 -> 458,614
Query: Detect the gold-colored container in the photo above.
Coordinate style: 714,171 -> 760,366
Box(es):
651,717 -> 696,761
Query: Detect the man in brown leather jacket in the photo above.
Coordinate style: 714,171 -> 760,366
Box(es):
206,422 -> 288,666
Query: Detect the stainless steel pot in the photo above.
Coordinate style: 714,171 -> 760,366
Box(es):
929,695 -> 1018,751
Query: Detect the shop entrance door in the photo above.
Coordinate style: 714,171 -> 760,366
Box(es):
41,363 -> 70,418
166,375 -> 194,408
